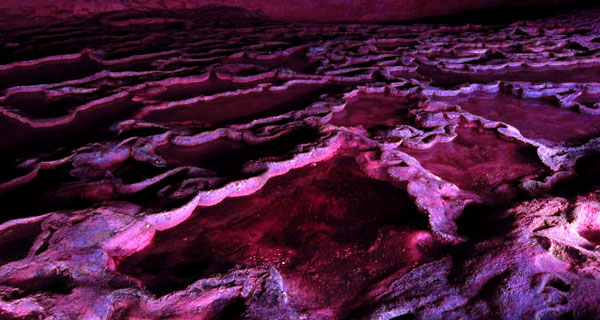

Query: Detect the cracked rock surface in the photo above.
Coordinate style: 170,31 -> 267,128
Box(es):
1,6 -> 600,320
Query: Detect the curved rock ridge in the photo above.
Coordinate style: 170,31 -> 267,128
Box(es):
0,6 -> 600,320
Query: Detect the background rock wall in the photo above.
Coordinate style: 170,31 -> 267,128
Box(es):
0,0 -> 581,28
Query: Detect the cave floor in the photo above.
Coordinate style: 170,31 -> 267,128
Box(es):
1,7 -> 600,320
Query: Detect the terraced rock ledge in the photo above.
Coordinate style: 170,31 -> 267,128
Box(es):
0,7 -> 600,320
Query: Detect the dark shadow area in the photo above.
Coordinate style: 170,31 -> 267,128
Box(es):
456,203 -> 515,239
0,164 -> 79,224
550,153 -> 600,198
411,0 -> 599,25
0,221 -> 42,265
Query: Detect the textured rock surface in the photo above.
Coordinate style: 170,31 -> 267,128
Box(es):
1,6 -> 600,320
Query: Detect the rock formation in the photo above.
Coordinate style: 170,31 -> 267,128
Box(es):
0,5 -> 599,320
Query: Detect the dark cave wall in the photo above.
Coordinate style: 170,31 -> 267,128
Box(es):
0,0 -> 579,27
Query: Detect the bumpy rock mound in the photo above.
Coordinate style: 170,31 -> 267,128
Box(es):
0,6 -> 600,320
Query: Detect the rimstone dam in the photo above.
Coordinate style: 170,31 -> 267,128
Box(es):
0,1 -> 600,319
